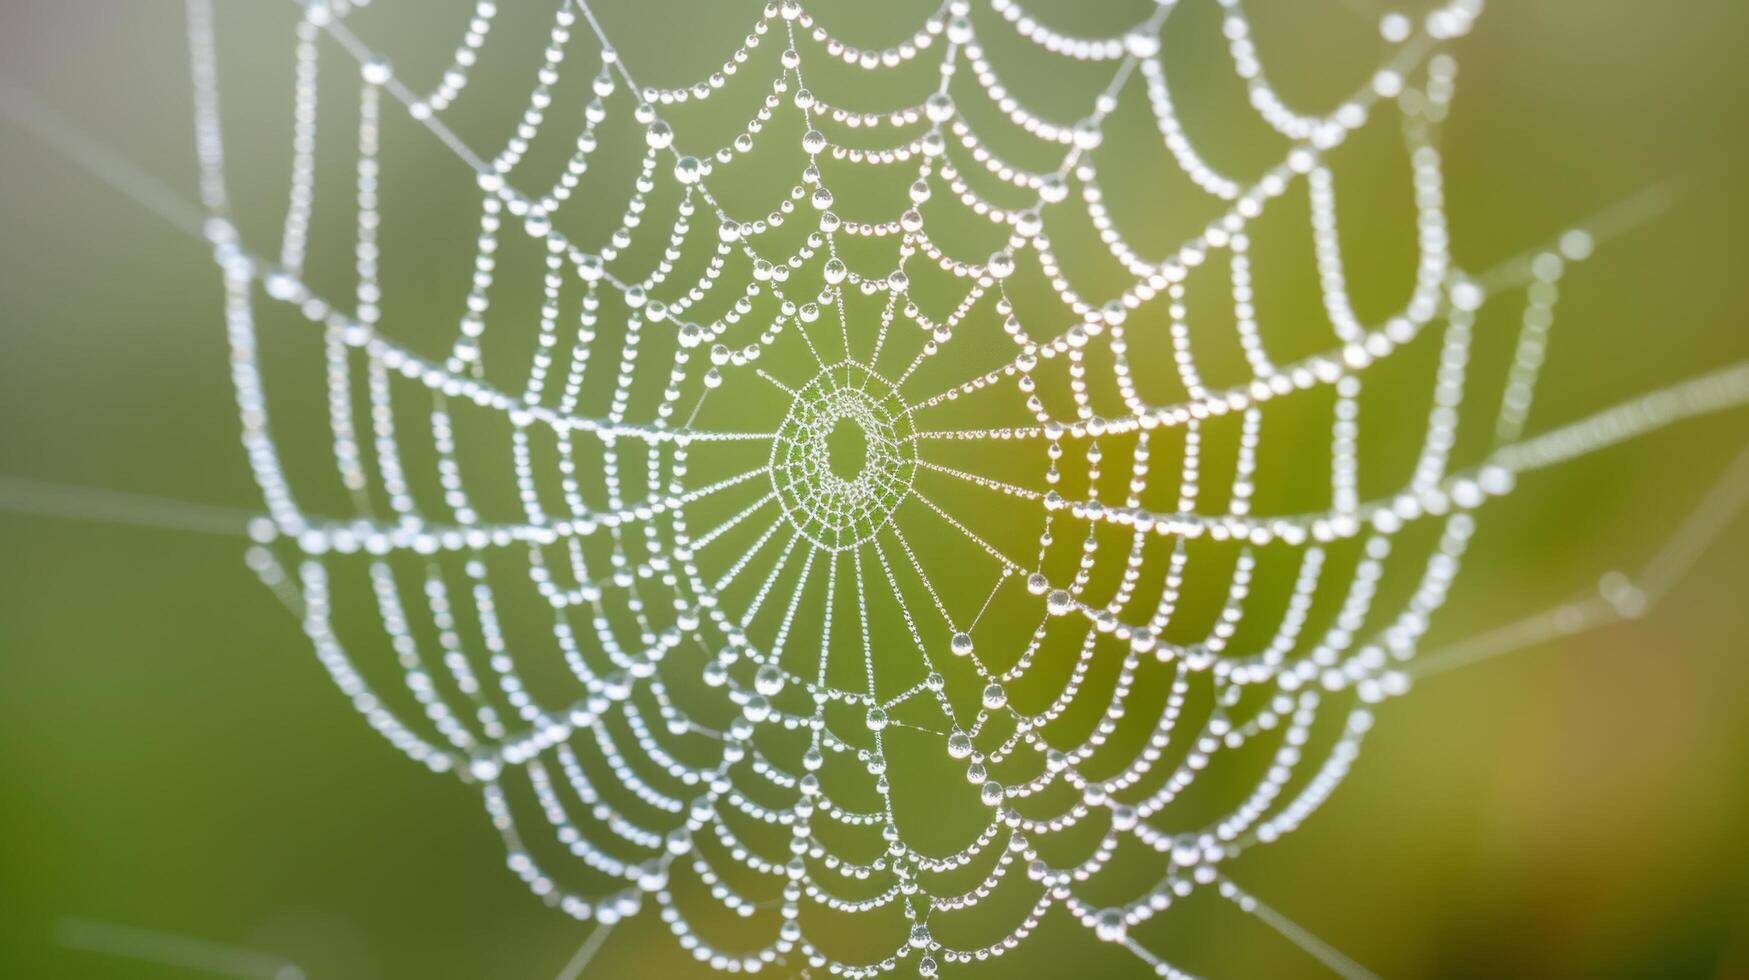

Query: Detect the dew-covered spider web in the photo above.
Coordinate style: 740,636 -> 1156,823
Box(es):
182,0 -> 1749,976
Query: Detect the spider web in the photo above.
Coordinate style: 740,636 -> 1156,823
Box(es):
181,0 -> 1749,976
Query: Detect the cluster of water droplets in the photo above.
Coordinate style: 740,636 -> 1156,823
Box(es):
184,0 -> 1749,974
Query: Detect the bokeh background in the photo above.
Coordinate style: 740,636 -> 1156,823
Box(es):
4,0 -> 1749,977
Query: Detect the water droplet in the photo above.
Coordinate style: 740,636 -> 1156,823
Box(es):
755,664 -> 785,696
1095,908 -> 1127,943
1072,118 -> 1103,150
361,57 -> 392,86
1124,30 -> 1160,59
924,92 -> 955,123
987,250 -> 1015,279
743,694 -> 771,722
947,730 -> 973,759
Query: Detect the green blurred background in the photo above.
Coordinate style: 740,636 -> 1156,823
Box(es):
4,0 -> 1749,977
